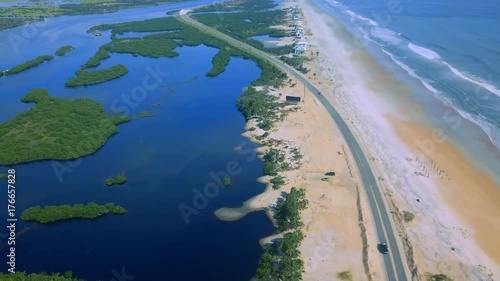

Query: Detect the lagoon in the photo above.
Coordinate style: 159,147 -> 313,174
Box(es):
0,2 -> 275,280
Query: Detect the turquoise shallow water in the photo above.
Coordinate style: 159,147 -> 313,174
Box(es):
0,2 -> 275,280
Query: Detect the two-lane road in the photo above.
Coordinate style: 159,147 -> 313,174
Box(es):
179,10 -> 409,281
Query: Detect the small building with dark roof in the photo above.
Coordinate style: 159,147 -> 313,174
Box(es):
286,95 -> 301,104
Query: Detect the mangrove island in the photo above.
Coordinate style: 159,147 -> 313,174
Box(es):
105,174 -> 128,186
65,64 -> 129,87
55,45 -> 75,56
21,202 -> 127,224
1,55 -> 53,77
0,89 -> 130,165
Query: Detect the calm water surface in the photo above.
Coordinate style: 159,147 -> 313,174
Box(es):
0,2 -> 274,280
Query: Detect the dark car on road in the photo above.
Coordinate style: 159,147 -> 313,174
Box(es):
378,242 -> 389,254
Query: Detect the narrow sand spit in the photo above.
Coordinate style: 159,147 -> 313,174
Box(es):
215,84 -> 382,280
295,0 -> 500,280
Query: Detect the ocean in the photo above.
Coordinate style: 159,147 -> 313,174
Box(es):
310,0 -> 500,181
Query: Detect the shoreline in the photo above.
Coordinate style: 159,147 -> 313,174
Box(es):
297,0 -> 500,279
214,0 -> 500,279
216,82 -> 375,279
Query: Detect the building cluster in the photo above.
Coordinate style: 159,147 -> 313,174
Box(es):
290,6 -> 308,55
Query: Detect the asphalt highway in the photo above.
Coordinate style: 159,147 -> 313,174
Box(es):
179,10 -> 409,280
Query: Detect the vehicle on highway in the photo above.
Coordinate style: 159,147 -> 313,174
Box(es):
317,92 -> 321,95
378,242 -> 389,254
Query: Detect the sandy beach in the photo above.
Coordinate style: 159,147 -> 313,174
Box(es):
293,0 -> 500,279
207,0 -> 500,279
216,0 -> 500,280
217,83 -> 382,280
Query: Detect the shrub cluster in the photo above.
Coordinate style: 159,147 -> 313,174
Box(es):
256,187 -> 308,281
0,89 -> 129,165
21,202 -> 127,224
1,55 -> 53,76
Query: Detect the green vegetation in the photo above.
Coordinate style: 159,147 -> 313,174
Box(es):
21,202 -> 127,224
263,148 -> 288,176
280,56 -> 309,74
55,45 -> 75,56
321,177 -> 329,182
256,187 -> 308,280
85,17 -> 287,87
193,0 -> 295,56
194,10 -> 289,40
403,211 -> 415,223
427,274 -> 453,281
270,175 -> 286,190
0,173 -> 7,179
107,37 -> 179,58
255,132 -> 270,141
1,55 -> 53,76
0,18 -> 41,31
81,46 -> 111,68
136,111 -> 159,118
206,49 -> 231,77
337,271 -> 353,281
291,147 -> 303,161
65,64 -> 129,87
236,87 -> 284,126
222,176 -> 232,187
193,0 -> 297,57
0,272 -> 84,281
105,174 -> 127,186
256,230 -> 305,281
0,0 -> 187,31
274,187 -> 308,232
258,119 -> 273,131
88,17 -> 185,35
195,0 -> 278,13
0,89 -> 129,165
0,5 -> 61,20
83,0 -> 118,3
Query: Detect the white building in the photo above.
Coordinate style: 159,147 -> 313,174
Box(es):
293,41 -> 308,55
295,27 -> 304,38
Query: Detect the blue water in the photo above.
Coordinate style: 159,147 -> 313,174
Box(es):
249,35 -> 280,48
0,2 -> 275,280
313,0 -> 500,152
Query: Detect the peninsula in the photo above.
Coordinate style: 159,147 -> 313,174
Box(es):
1,55 -> 53,77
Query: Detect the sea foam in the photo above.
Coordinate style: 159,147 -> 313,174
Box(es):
408,43 -> 441,60
382,49 -> 440,94
444,62 -> 500,97
345,9 -> 379,27
371,27 -> 403,45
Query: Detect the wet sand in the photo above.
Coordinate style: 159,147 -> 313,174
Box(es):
213,0 -> 499,279
297,0 -> 500,279
216,85 -> 377,280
